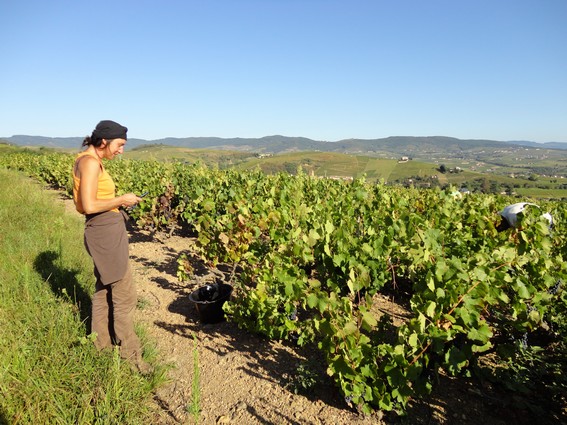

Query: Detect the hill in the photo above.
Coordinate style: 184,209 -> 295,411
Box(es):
0,135 -> 148,151
3,135 -> 567,195
121,145 -> 567,199
2,134 -> 567,157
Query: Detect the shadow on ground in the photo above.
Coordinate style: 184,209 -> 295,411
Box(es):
151,278 -> 362,422
33,250 -> 92,329
0,407 -> 9,425
154,279 -> 567,425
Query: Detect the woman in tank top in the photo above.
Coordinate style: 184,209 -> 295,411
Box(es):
72,120 -> 151,374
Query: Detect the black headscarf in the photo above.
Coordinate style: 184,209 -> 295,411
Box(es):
91,120 -> 128,140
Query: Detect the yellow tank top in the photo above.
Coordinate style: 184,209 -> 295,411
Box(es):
72,151 -> 119,214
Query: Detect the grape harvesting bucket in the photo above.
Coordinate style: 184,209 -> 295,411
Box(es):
188,282 -> 233,324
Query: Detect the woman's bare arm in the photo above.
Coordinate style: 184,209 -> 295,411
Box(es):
77,156 -> 141,214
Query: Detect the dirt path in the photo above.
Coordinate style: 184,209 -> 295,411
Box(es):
59,193 -> 561,425
127,226 -> 385,425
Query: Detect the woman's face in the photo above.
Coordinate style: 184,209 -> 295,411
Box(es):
102,138 -> 126,159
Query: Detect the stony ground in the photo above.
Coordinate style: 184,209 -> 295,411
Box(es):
128,228 -> 385,425
60,194 -> 563,425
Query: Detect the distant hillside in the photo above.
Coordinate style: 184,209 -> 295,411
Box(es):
2,134 -> 566,152
0,135 -> 147,150
2,135 -> 567,199
505,140 -> 567,150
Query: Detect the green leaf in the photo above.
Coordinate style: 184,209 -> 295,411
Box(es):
305,229 -> 321,247
425,301 -> 437,318
515,280 -> 531,299
197,234 -> 210,246
284,280 -> 294,297
528,309 -> 541,324
385,364 -> 405,386
306,293 -> 318,309
408,333 -> 419,349
471,341 -> 492,353
325,220 -> 335,234
445,346 -> 468,374
318,297 -> 329,312
472,267 -> 487,282
202,199 -> 214,211
427,276 -> 435,292
361,311 -> 377,330
467,323 -> 492,343
333,253 -> 345,267
417,313 -> 427,332
343,321 -> 358,336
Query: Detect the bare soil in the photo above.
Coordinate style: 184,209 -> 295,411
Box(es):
60,195 -> 564,425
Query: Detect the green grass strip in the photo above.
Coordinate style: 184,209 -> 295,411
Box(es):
0,169 -> 164,424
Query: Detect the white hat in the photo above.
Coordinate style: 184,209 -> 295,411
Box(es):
499,202 -> 553,228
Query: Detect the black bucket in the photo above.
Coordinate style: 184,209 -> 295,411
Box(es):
188,282 -> 233,324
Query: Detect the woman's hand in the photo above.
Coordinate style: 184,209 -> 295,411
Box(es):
120,193 -> 143,208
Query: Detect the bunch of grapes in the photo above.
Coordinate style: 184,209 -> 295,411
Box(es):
548,279 -> 562,295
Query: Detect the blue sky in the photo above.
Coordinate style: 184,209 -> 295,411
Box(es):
1,0 -> 566,142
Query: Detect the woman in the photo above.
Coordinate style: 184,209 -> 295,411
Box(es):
72,119 -> 150,374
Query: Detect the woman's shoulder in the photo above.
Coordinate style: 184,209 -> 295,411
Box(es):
76,151 -> 101,164
75,152 -> 103,174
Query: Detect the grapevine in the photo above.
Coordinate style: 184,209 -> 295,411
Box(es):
2,149 -> 566,415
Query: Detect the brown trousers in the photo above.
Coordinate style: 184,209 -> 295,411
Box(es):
84,211 -> 142,361
91,263 -> 143,361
